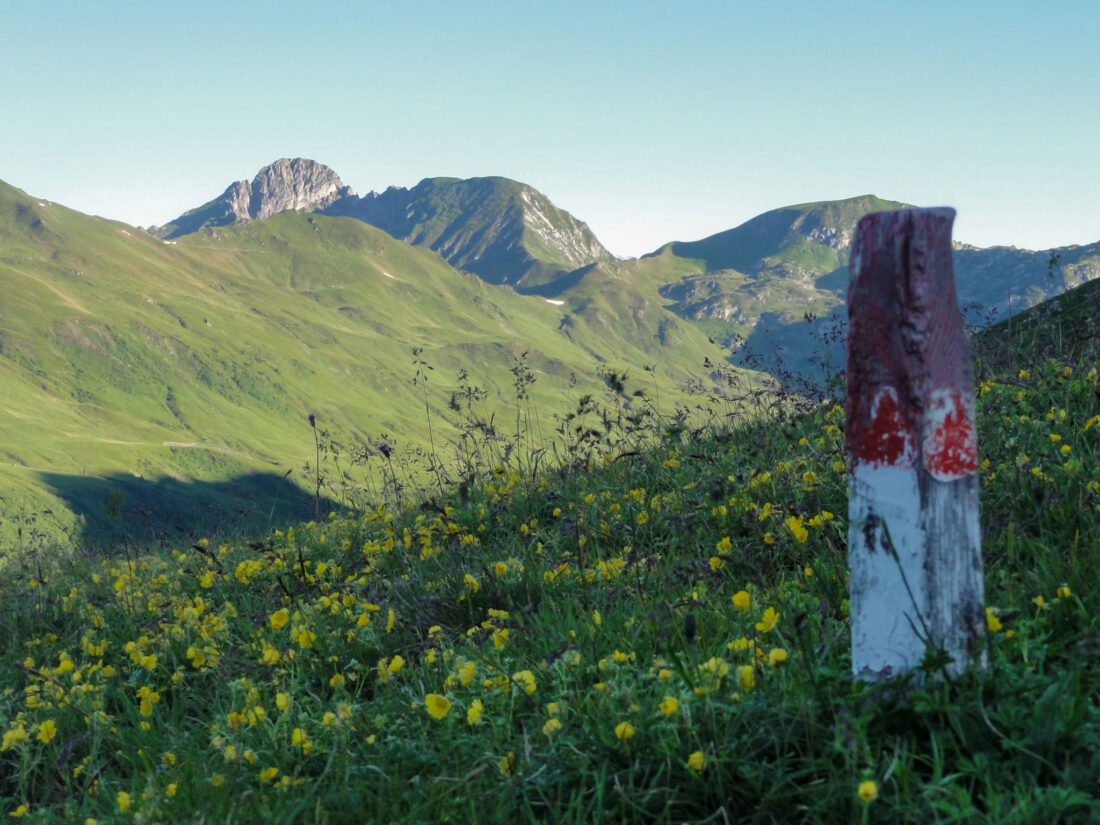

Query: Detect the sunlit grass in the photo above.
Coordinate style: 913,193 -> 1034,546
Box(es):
1,354 -> 1098,823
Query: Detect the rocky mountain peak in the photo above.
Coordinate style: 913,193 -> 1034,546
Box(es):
231,158 -> 354,221
152,164 -> 611,290
151,158 -> 355,239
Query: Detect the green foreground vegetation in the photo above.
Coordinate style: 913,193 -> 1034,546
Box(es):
2,294 -> 1100,823
2,347 -> 1100,822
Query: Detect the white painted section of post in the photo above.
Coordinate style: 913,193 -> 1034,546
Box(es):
849,463 -> 927,676
846,207 -> 985,682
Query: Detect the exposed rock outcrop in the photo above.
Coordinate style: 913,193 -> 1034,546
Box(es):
151,158 -> 354,238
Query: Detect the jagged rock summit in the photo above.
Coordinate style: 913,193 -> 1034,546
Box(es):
153,159 -> 613,292
151,158 -> 354,239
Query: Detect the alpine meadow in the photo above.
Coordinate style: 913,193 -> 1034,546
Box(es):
1,158 -> 1099,824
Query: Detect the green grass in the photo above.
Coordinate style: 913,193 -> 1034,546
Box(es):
1,180 -> 746,547
1,317 -> 1098,823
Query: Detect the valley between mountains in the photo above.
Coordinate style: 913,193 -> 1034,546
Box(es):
2,158 -> 1099,547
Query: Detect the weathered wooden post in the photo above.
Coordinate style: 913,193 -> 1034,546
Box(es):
846,207 -> 985,680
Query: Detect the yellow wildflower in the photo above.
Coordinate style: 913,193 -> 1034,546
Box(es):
659,696 -> 679,716
737,665 -> 755,691
858,780 -> 878,802
785,515 -> 808,544
732,590 -> 750,611
614,721 -> 636,740
2,726 -> 28,752
985,608 -> 1002,632
512,670 -> 536,695
457,661 -> 477,686
425,694 -> 451,719
686,750 -> 706,772
35,720 -> 57,744
755,607 -> 779,633
467,699 -> 484,726
269,608 -> 290,631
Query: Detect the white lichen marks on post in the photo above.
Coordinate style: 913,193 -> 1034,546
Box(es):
846,207 -> 985,681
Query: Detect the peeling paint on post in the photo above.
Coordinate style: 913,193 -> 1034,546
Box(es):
846,207 -> 985,681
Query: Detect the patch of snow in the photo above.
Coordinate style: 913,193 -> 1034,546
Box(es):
163,240 -> 178,245
545,299 -> 565,306
120,229 -> 132,238
383,271 -> 395,279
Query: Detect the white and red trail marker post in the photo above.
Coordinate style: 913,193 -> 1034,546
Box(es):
846,207 -> 985,681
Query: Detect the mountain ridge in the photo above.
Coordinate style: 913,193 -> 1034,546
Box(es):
153,159 -> 614,292
149,159 -> 1100,315
151,158 -> 354,238
0,176 -> 736,545
5,169 -> 1100,545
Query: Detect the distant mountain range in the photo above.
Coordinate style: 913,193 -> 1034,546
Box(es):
4,158 -> 1099,545
151,158 -> 1100,367
151,159 -> 612,292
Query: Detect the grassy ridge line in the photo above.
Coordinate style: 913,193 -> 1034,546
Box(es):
1,181 -> 761,545
0,332 -> 1097,822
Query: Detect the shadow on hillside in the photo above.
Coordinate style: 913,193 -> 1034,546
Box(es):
733,311 -> 847,395
38,470 -> 336,551
516,263 -> 594,298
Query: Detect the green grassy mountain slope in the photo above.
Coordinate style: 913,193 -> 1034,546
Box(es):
632,196 -> 1100,380
973,260 -> 1100,373
654,195 -> 908,275
0,180 -> 730,548
330,176 -> 614,292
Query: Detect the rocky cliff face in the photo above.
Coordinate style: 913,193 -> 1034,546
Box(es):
236,158 -> 353,220
151,158 -> 354,238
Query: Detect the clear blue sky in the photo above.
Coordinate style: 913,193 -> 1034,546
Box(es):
3,1 -> 1097,257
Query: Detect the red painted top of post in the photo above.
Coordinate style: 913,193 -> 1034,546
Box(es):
846,208 -> 977,480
